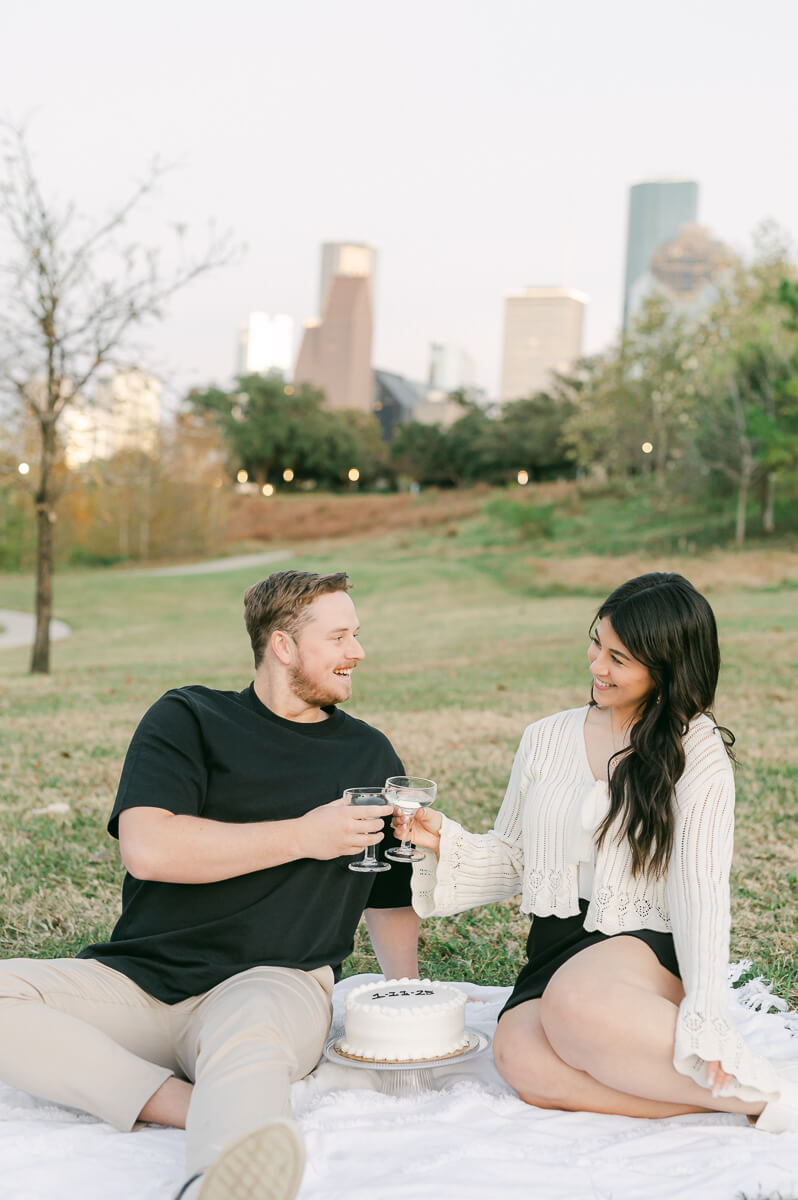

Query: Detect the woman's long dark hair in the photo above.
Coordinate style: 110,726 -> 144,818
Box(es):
591,572 -> 735,879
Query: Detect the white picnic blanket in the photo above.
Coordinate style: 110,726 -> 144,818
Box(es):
0,965 -> 796,1200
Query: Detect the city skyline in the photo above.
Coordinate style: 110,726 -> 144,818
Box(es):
1,1 -> 796,403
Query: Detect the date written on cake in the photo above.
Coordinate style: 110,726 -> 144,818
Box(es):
372,988 -> 434,999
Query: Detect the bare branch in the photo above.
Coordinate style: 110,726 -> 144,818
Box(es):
0,121 -> 238,674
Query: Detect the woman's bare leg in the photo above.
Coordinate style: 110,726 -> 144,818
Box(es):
495,997 -> 707,1117
495,937 -> 764,1119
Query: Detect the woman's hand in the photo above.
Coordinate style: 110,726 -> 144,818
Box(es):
391,804 -> 443,852
705,1060 -> 735,1097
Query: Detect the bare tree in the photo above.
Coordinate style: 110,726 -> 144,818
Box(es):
0,123 -> 236,672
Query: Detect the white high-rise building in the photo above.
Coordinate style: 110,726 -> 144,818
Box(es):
428,342 -> 477,394
499,287 -> 587,402
236,313 -> 294,377
63,368 -> 161,468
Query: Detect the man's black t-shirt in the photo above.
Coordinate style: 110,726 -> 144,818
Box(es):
78,684 -> 411,1002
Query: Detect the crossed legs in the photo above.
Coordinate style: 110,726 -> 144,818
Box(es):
493,937 -> 765,1119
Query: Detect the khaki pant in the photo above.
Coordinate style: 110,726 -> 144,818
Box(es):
0,957 -> 333,1175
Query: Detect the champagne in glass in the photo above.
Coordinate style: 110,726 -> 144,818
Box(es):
345,787 -> 391,873
384,776 -> 437,863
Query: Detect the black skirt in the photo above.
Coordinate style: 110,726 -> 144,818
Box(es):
498,898 -> 680,1020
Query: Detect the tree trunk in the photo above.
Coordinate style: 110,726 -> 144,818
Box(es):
119,504 -> 129,558
734,457 -> 753,549
30,417 -> 58,674
138,477 -> 151,561
762,471 -> 776,534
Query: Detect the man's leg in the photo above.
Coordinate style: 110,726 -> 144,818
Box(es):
177,964 -> 333,1194
0,957 -> 179,1131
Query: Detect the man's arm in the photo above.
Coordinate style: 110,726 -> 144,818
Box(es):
118,799 -> 387,884
364,907 -> 420,979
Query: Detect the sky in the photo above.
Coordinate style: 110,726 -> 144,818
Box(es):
2,0 -> 797,403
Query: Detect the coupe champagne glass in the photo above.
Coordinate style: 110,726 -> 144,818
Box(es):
384,776 -> 437,863
345,786 -> 391,873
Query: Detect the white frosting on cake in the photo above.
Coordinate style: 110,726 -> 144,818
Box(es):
340,977 -> 468,1061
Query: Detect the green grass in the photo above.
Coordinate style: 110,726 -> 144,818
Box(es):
0,515 -> 796,1008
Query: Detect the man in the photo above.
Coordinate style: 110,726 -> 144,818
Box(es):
0,570 -> 419,1200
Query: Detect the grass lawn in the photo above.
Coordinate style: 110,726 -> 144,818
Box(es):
0,516 -> 796,1005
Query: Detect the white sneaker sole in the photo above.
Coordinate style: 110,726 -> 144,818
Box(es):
199,1119 -> 305,1200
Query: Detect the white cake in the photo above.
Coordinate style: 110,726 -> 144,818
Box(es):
339,977 -> 469,1062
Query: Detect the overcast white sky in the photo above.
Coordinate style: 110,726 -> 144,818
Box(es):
2,0 -> 797,401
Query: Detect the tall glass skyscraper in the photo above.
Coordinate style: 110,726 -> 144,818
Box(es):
623,181 -> 698,328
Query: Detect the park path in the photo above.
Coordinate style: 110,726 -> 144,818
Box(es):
0,610 -> 72,650
0,549 -> 293,649
125,548 -> 292,577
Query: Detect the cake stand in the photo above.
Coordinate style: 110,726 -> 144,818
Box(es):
324,1028 -> 490,1095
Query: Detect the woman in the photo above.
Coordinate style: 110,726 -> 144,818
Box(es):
403,572 -> 797,1130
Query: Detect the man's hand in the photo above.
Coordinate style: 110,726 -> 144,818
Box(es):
296,796 -> 388,860
119,798 -> 389,884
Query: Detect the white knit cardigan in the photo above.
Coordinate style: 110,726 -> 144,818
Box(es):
412,705 -> 781,1101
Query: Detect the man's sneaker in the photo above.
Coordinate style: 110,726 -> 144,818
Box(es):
175,1119 -> 305,1200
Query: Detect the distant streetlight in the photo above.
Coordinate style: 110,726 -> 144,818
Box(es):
348,467 -> 360,482
641,442 -> 653,454
262,483 -> 274,496
236,469 -> 248,483
517,469 -> 529,486
282,468 -> 294,482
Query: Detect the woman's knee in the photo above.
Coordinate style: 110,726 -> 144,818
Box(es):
493,1015 -> 567,1109
540,967 -> 611,1039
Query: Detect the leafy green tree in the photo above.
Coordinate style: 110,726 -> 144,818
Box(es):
390,421 -> 455,486
691,239 -> 798,544
190,375 -> 387,489
561,350 -> 650,480
390,389 -> 576,488
444,403 -> 498,484
492,389 -> 576,481
190,376 -> 308,481
564,297 -> 701,488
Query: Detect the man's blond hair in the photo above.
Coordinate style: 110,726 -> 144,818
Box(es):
243,570 -> 350,667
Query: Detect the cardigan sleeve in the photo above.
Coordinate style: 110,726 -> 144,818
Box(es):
668,722 -> 780,1100
410,727 -> 530,917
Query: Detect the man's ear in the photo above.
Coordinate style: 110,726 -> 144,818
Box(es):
271,629 -> 294,666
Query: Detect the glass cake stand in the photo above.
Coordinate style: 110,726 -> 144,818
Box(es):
323,1028 -> 490,1095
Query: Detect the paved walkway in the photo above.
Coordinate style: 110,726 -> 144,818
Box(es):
127,548 -> 292,577
0,549 -> 293,648
0,610 -> 72,650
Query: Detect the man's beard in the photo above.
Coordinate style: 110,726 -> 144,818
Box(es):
287,660 -> 344,708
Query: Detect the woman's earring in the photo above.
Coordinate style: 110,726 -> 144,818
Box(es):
656,694 -> 661,705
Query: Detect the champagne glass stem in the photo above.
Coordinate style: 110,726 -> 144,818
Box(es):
397,805 -> 415,854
